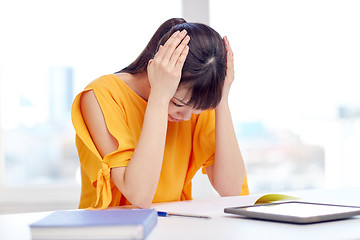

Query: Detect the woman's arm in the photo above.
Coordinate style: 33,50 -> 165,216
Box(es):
206,36 -> 246,196
81,30 -> 190,208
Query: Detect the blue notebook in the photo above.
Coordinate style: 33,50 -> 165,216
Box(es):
30,209 -> 158,240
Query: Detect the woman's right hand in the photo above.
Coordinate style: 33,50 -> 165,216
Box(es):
147,29 -> 190,101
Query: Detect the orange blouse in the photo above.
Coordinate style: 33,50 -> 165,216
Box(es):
71,74 -> 249,209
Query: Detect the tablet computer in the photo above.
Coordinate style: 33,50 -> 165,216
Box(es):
224,201 -> 360,224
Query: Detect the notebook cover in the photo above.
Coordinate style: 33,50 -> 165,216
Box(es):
30,209 -> 158,238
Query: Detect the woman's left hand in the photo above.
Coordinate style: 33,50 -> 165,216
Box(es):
220,36 -> 235,102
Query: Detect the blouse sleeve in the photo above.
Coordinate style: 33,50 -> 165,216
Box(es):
71,81 -> 136,209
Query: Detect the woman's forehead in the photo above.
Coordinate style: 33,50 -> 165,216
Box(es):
173,86 -> 192,104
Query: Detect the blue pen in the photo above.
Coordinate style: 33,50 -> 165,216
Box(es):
157,211 -> 211,219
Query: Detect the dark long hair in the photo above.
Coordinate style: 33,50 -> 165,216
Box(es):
117,18 -> 226,110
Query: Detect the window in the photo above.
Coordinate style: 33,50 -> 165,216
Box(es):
210,0 -> 360,193
0,0 -> 181,212
2,0 -> 359,213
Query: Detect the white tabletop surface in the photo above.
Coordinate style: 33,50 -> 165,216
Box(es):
1,187 -> 360,240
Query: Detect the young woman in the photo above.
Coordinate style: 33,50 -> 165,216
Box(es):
71,18 -> 249,209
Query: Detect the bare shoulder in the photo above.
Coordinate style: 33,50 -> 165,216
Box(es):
80,90 -> 105,134
80,90 -> 98,115
80,89 -> 118,158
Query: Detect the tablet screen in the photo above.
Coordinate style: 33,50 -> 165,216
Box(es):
244,202 -> 358,218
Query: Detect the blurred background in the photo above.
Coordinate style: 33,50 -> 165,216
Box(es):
1,0 -> 359,213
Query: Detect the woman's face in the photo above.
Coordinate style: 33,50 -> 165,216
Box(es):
168,86 -> 203,122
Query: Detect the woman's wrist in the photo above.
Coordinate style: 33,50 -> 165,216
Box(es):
216,90 -> 230,111
147,92 -> 171,109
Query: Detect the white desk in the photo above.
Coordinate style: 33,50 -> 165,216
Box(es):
1,188 -> 360,240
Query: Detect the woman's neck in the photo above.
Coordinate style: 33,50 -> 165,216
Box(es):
115,71 -> 151,101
